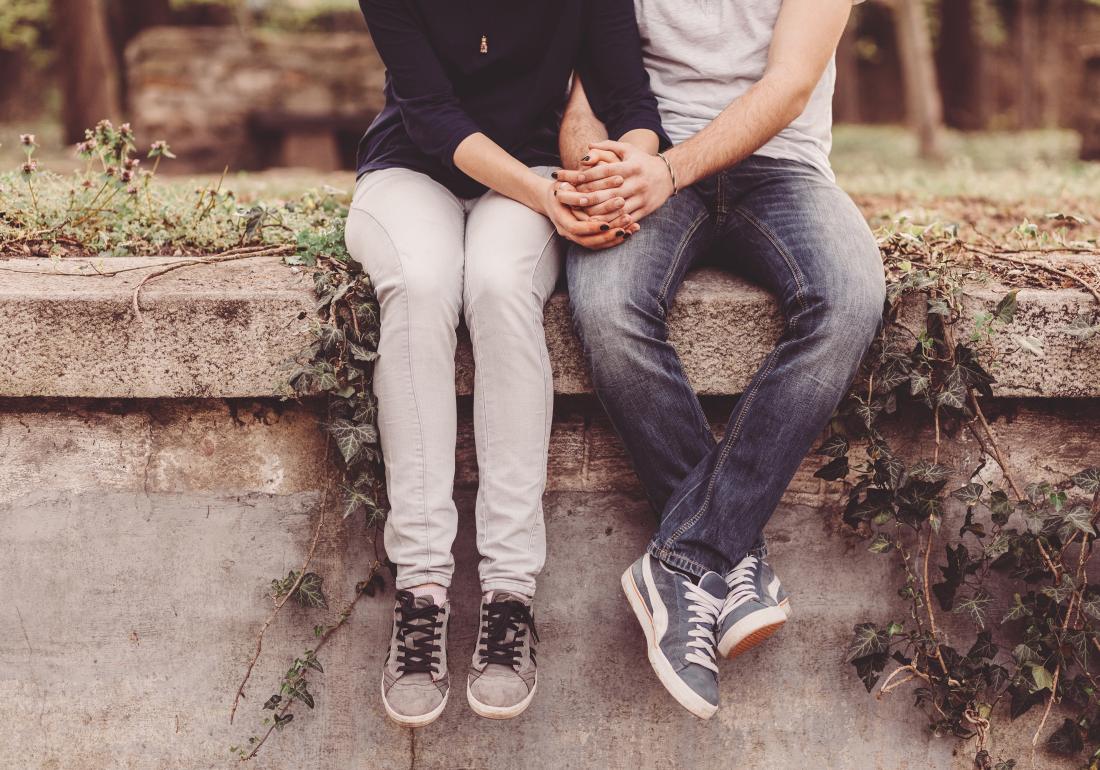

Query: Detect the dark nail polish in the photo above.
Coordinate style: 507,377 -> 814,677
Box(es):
581,155 -> 590,162
551,171 -> 559,179
600,224 -> 610,232
615,230 -> 625,237
623,232 -> 632,239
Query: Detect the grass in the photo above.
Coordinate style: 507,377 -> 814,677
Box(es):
5,121 -> 1098,205
833,125 -> 1100,202
2,121 -> 1097,260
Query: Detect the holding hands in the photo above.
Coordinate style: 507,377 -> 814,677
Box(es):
546,140 -> 677,251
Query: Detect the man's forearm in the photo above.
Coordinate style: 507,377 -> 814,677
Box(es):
560,80 -> 609,170
664,72 -> 811,189
665,0 -> 852,189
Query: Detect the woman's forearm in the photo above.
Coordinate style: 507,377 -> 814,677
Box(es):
619,128 -> 660,155
453,132 -> 551,214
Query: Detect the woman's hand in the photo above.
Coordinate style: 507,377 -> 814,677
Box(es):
537,177 -> 638,251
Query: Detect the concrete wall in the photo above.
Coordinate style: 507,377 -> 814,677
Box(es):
3,255 -> 1099,769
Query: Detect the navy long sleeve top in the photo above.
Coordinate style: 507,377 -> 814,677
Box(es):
356,0 -> 668,198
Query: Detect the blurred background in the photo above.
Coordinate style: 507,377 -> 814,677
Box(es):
1,0 -> 1099,196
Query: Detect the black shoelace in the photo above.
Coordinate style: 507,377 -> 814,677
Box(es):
478,599 -> 539,669
394,592 -> 444,675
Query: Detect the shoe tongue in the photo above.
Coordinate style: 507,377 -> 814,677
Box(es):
489,591 -> 530,606
398,590 -> 440,611
411,594 -> 438,609
698,571 -> 728,599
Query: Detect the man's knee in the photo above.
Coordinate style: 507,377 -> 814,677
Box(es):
567,250 -> 663,352
811,240 -> 886,355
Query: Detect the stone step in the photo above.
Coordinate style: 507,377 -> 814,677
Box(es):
2,256 -> 1097,399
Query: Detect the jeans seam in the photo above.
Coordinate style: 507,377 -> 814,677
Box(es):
663,340 -> 787,554
526,229 -> 558,559
656,209 -> 710,316
355,207 -> 434,571
732,206 -> 810,319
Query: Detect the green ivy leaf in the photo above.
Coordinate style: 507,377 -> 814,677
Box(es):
845,622 -> 890,662
816,435 -> 850,458
993,290 -> 1018,324
814,455 -> 849,481
1072,467 -> 1100,494
329,418 -> 379,465
952,482 -> 985,506
1047,718 -> 1085,756
1060,505 -> 1097,539
868,533 -> 894,554
347,342 -> 379,363
292,572 -> 328,609
954,590 -> 992,628
1030,663 -> 1055,692
936,369 -> 967,411
983,533 -> 1011,561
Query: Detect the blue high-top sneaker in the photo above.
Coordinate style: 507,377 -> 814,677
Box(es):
716,554 -> 792,660
621,553 -> 727,719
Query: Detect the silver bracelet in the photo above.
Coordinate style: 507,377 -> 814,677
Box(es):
657,151 -> 678,196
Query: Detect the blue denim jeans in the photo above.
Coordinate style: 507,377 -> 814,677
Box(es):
567,155 -> 886,578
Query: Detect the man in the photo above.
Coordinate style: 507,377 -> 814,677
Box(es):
555,0 -> 885,719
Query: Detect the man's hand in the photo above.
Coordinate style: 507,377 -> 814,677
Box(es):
553,140 -> 674,224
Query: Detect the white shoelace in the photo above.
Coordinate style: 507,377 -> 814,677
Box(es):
681,580 -> 724,673
719,556 -> 763,621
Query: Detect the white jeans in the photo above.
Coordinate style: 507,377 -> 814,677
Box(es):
344,167 -> 562,596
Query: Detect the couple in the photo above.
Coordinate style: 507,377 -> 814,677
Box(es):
345,0 -> 886,727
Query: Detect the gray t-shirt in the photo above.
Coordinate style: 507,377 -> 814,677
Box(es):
635,0 -> 858,181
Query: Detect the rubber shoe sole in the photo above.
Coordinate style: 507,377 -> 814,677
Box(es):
466,673 -> 538,720
716,599 -> 791,660
381,678 -> 449,728
621,564 -> 718,720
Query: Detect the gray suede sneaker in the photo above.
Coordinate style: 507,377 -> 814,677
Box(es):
381,590 -> 450,727
621,553 -> 727,719
716,554 -> 791,660
466,592 -> 539,719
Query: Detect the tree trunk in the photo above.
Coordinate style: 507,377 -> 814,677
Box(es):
937,0 -> 982,130
107,0 -> 174,108
53,0 -> 123,143
834,16 -> 862,124
1013,0 -> 1035,129
894,0 -> 945,160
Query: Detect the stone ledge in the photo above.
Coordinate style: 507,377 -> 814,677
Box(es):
2,256 -> 1097,399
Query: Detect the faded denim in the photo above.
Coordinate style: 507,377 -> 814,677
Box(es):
568,155 -> 885,578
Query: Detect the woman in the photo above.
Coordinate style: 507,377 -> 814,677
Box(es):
346,0 -> 666,727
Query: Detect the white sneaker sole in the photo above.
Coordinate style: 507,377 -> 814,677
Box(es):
621,566 -> 718,720
381,677 -> 449,728
466,673 -> 538,720
716,599 -> 790,660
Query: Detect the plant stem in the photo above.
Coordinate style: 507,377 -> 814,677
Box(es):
240,560 -> 382,762
230,443 -> 333,724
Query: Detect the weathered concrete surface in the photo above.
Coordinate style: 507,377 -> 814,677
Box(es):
3,398 -> 1099,769
3,257 -> 1099,400
0,258 -> 315,399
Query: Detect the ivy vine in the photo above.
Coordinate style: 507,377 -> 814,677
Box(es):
824,222 -> 1100,769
